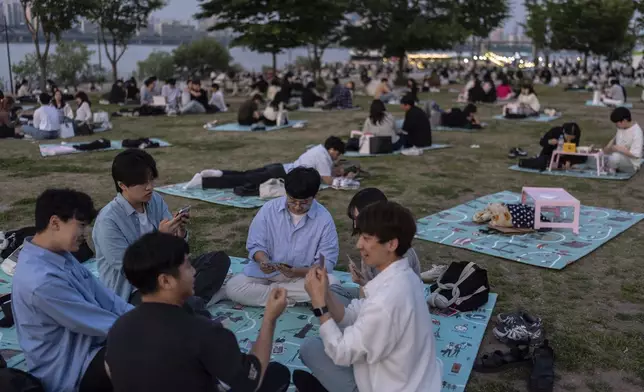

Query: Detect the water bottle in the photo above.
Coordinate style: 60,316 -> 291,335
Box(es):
557,134 -> 564,151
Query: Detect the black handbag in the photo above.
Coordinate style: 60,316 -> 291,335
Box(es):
369,136 -> 393,154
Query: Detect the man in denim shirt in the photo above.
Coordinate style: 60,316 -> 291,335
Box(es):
93,149 -> 230,305
226,167 -> 340,306
12,189 -> 132,392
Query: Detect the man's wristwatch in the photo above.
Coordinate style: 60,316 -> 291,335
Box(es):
312,306 -> 329,317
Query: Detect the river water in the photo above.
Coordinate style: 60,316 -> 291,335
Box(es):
0,43 -> 352,86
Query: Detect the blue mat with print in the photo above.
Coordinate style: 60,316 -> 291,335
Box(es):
415,191 -> 644,269
584,101 -> 632,108
509,164 -> 641,180
0,257 -> 496,392
155,183 -> 330,209
39,139 -> 171,157
493,114 -> 560,122
394,118 -> 484,132
207,120 -> 307,132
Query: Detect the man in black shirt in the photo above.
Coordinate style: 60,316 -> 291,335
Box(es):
238,94 -> 264,125
106,232 -> 290,392
401,94 -> 432,147
190,80 -> 214,113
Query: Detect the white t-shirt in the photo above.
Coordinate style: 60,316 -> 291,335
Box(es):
33,105 -> 61,131
137,211 -> 155,235
283,144 -> 333,177
75,102 -> 92,123
518,93 -> 540,112
289,211 -> 306,226
615,123 -> 644,168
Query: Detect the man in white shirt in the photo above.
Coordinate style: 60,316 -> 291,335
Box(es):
295,201 -> 442,392
602,107 -> 643,173
184,136 -> 346,189
21,93 -> 61,139
209,83 -> 228,112
161,79 -> 180,112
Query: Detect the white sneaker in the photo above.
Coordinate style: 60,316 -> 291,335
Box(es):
401,147 -> 423,156
201,169 -> 223,178
420,264 -> 448,283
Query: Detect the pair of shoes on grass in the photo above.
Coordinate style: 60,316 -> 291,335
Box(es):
474,311 -> 555,392
508,147 -> 528,158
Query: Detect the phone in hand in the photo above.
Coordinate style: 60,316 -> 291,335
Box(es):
177,205 -> 191,216
278,263 -> 292,269
318,254 -> 325,269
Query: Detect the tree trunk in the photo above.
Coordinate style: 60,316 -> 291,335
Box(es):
545,53 -> 550,68
583,53 -> 588,71
111,61 -> 118,83
272,52 -> 277,73
396,54 -> 406,86
39,60 -> 47,91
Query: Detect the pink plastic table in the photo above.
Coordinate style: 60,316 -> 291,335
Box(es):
549,150 -> 604,176
521,187 -> 580,234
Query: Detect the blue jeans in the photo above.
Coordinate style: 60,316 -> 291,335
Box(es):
378,92 -> 396,103
329,284 -> 360,307
21,125 -> 59,140
299,337 -> 358,392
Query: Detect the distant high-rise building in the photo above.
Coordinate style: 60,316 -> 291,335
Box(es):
2,0 -> 25,26
489,27 -> 504,41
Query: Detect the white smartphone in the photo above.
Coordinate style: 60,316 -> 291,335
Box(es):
177,205 -> 191,216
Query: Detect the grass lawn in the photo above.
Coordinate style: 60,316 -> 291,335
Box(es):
2,86 -> 644,391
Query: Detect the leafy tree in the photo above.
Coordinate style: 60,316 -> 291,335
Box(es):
90,0 -> 165,82
173,38 -> 232,78
457,0 -> 510,55
522,0 -> 554,66
344,0 -> 464,83
549,0 -> 635,68
19,0 -> 92,89
137,51 -> 176,81
80,64 -> 109,84
49,41 -> 93,89
197,0 -> 300,71
12,52 -> 45,82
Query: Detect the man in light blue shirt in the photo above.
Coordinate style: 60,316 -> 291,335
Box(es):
226,167 -> 340,306
11,188 -> 132,392
93,149 -> 230,304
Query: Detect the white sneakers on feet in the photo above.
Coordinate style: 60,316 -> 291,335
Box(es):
182,170 -> 223,190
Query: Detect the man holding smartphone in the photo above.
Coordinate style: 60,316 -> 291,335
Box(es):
93,149 -> 231,307
225,167 -> 340,307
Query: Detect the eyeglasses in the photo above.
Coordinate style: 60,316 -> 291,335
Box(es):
286,197 -> 313,208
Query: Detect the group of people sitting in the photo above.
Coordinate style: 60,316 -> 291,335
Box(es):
111,77 -> 228,117
8,148 -> 442,392
518,107 -> 642,174
0,89 -> 97,140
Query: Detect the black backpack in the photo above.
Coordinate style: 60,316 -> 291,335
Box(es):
0,354 -> 44,392
428,261 -> 490,312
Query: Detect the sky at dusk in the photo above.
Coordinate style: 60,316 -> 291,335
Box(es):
157,0 -> 526,31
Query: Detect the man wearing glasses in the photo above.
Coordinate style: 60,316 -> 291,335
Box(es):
226,167 -> 340,306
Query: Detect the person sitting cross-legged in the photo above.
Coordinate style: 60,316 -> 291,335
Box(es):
225,167 -> 340,307
21,92 -> 61,140
400,94 -> 432,147
598,107 -> 643,174
106,232 -> 291,392
329,188 -> 422,306
93,149 -> 231,307
294,201 -> 442,392
12,189 -> 133,392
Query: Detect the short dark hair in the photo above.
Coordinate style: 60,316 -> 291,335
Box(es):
347,188 -> 387,220
251,93 -> 264,103
75,91 -> 90,106
166,78 -> 176,85
324,136 -> 345,154
35,189 -> 97,232
123,232 -> 190,295
464,103 -> 477,115
381,78 -> 388,83
285,167 -> 321,199
610,107 -> 631,123
333,78 -> 340,85
212,83 -> 220,90
355,201 -> 416,257
111,149 -> 159,193
144,78 -> 155,87
39,93 -> 51,105
401,94 -> 415,106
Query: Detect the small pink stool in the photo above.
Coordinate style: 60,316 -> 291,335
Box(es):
521,187 -> 580,234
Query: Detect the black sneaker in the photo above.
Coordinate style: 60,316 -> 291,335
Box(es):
516,147 -> 528,157
494,312 -> 544,345
508,148 -> 518,158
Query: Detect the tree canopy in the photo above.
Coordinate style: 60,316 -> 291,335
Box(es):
173,37 -> 232,78
49,41 -> 94,88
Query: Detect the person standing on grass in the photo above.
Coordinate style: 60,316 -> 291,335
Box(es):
11,189 -> 133,392
21,93 -> 61,140
601,107 -> 643,173
400,94 -> 432,147
225,167 -> 341,307
294,201 -> 441,392
105,232 -> 291,392
93,149 -> 231,307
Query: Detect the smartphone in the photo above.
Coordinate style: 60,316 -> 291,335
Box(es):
318,254 -> 325,268
347,254 -> 358,269
278,263 -> 292,269
177,205 -> 191,216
